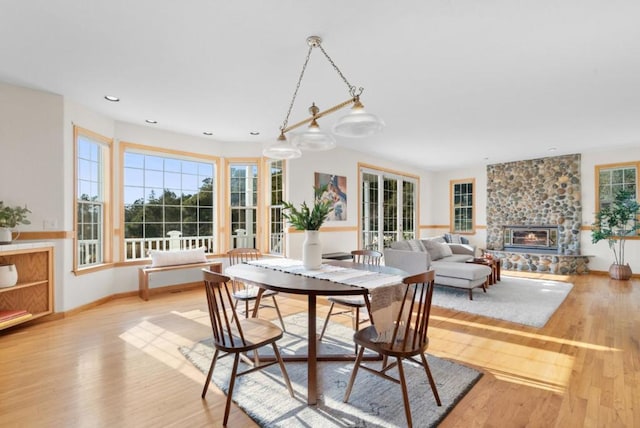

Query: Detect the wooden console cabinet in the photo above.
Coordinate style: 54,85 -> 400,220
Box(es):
0,243 -> 54,330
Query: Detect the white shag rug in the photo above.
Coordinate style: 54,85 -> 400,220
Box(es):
432,275 -> 574,327
180,313 -> 482,428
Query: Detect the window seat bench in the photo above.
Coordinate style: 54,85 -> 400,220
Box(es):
138,261 -> 222,301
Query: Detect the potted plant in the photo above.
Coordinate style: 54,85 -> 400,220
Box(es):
592,189 -> 640,280
282,186 -> 333,269
0,201 -> 31,244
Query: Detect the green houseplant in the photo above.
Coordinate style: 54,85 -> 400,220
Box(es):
282,186 -> 334,269
0,202 -> 31,244
281,185 -> 333,231
591,189 -> 640,280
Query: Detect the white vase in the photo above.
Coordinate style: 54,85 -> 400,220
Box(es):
302,230 -> 322,270
0,263 -> 18,288
0,227 -> 12,245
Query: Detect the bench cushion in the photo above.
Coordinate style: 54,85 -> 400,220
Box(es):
149,247 -> 207,267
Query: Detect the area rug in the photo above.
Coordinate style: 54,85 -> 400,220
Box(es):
180,313 -> 482,428
432,275 -> 574,328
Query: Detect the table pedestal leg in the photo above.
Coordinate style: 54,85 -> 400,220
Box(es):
308,294 -> 317,405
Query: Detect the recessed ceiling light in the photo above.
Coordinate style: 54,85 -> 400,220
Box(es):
203,131 -> 213,136
483,157 -> 490,161
249,131 -> 260,136
548,147 -> 557,152
104,95 -> 120,102
145,119 -> 158,124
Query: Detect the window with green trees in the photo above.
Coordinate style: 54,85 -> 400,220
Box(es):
123,149 -> 216,260
75,127 -> 111,269
269,160 -> 284,254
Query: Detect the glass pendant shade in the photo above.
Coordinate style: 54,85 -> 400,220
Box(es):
290,119 -> 336,151
262,134 -> 302,160
332,101 -> 385,138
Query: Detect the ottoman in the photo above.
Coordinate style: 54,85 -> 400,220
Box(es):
430,261 -> 492,300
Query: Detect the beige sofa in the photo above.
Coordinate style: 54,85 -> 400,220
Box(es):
384,238 -> 491,300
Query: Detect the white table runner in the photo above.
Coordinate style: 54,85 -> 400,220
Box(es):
246,258 -> 405,341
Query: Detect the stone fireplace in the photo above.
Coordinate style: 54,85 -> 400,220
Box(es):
485,154 -> 590,274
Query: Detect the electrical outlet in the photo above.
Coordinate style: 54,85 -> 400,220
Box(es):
43,219 -> 58,230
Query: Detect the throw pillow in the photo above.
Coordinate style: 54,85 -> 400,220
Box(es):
390,240 -> 411,251
422,239 -> 447,260
406,239 -> 426,252
439,242 -> 453,257
149,247 -> 207,267
444,233 -> 463,244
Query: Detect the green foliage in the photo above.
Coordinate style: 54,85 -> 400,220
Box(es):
0,201 -> 31,228
282,186 -> 333,231
592,189 -> 640,265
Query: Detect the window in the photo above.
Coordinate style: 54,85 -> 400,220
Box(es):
450,179 -> 475,233
74,126 -> 112,270
268,160 -> 285,255
596,162 -> 638,210
122,145 -> 217,260
596,162 -> 639,238
228,161 -> 259,249
360,165 -> 418,251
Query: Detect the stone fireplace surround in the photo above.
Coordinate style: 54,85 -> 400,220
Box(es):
485,154 -> 590,274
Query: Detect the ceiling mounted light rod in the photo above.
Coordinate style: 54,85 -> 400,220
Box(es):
263,35 -> 384,160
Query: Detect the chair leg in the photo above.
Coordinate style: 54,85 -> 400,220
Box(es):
201,348 -> 219,398
353,307 -> 360,354
318,302 -> 335,342
396,357 -> 413,428
419,352 -> 442,406
245,300 -> 250,318
223,353 -> 241,426
271,296 -> 286,332
343,345 -> 366,402
272,343 -> 294,397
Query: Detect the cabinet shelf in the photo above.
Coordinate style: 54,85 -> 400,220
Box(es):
0,244 -> 54,331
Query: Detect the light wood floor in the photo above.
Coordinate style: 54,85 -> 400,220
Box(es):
1,273 -> 638,427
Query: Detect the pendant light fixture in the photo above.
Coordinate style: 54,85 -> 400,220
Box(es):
263,36 -> 384,160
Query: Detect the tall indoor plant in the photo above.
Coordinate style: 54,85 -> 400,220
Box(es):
282,186 -> 333,269
592,189 -> 640,280
0,202 -> 31,244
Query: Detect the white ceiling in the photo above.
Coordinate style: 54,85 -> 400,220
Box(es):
1,0 -> 639,170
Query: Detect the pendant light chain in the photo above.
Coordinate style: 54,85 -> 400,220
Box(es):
280,45 -> 314,132
317,44 -> 364,98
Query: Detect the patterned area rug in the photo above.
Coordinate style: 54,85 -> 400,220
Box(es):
432,275 -> 574,327
180,313 -> 482,428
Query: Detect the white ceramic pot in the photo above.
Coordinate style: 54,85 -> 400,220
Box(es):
0,227 -> 12,244
302,230 -> 322,270
0,263 -> 18,288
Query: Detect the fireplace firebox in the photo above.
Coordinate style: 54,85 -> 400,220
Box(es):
503,225 -> 558,253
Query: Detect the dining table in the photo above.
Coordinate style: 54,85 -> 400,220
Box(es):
224,258 -> 408,405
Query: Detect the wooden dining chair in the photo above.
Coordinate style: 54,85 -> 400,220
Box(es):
343,270 -> 441,428
200,269 -> 294,426
227,248 -> 286,331
318,249 -> 382,350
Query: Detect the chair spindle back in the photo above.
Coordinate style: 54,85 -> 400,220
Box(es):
389,270 -> 435,352
227,247 -> 261,266
202,269 -> 246,349
351,249 -> 383,266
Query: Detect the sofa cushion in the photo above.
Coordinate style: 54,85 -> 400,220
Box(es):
431,261 -> 491,280
422,239 -> 452,260
443,254 -> 474,263
383,249 -> 431,275
434,275 -> 488,289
